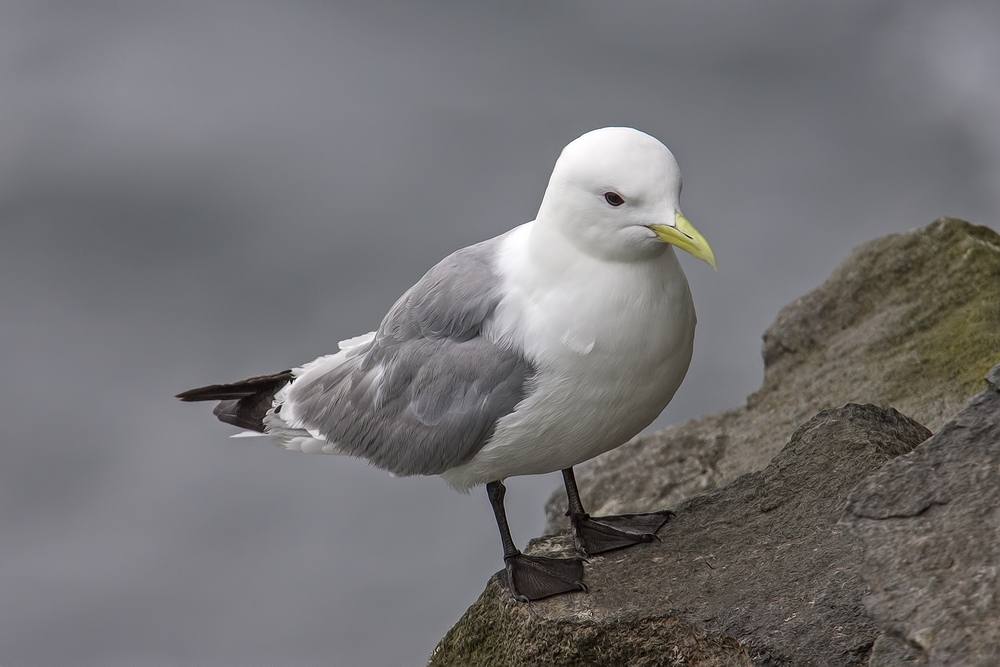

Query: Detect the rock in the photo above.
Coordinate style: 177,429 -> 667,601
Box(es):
429,405 -> 932,666
545,218 -> 1000,534
843,364 -> 1000,666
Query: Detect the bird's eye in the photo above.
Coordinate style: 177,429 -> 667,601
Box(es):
604,192 -> 625,207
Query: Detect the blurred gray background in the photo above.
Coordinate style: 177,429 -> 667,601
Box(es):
2,2 -> 999,665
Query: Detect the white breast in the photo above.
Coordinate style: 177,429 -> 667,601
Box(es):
440,223 -> 696,491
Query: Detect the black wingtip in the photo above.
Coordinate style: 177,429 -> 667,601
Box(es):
177,370 -> 295,432
175,370 -> 295,402
175,384 -> 250,402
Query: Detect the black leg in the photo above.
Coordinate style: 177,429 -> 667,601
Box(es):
562,467 -> 673,556
487,480 -> 587,602
486,480 -> 521,561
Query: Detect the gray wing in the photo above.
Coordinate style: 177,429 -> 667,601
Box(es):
282,236 -> 534,477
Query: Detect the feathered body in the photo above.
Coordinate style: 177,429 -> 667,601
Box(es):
179,127 -> 706,493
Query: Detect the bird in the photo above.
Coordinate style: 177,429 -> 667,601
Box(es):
177,126 -> 717,602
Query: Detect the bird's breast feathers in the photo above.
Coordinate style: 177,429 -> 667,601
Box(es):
440,223 -> 698,488
489,223 -> 696,379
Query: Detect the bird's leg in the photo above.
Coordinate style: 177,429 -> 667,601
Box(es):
486,480 -> 587,602
562,467 -> 674,556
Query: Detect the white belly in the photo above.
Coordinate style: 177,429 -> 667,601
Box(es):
441,225 -> 696,491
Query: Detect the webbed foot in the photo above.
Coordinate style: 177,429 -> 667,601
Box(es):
504,553 -> 588,602
571,510 -> 674,556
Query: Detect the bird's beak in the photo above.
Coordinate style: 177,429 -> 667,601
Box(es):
648,212 -> 718,270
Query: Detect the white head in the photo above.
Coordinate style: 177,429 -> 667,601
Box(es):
535,127 -> 716,267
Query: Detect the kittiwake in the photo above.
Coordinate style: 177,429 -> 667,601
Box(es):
177,126 -> 717,601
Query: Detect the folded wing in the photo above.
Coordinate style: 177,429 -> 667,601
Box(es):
272,236 -> 534,477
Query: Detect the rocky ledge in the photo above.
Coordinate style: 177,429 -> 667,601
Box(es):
430,219 -> 1000,666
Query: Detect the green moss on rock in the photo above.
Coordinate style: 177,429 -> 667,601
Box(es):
870,219 -> 1000,400
756,217 -> 1000,429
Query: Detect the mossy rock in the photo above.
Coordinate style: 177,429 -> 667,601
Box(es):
762,217 -> 1000,405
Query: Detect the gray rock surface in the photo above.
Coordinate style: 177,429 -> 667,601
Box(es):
844,364 -> 1000,666
430,405 -> 931,666
546,218 -> 1000,534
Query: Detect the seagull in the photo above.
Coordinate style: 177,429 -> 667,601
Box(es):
177,127 -> 716,601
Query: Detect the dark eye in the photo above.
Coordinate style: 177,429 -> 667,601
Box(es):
604,191 -> 625,207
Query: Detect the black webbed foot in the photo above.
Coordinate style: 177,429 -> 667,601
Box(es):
487,479 -> 589,602
504,553 -> 588,602
570,510 -> 674,556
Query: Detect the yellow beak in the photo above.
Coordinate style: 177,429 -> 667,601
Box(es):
648,212 -> 718,270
